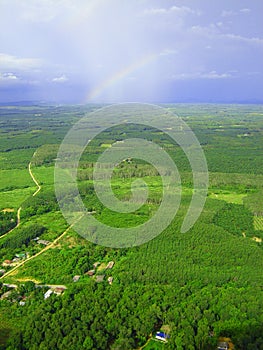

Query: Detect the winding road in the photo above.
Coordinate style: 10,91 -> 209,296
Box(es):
0,217 -> 81,280
0,156 -> 41,240
28,160 -> 41,197
0,154 -> 83,283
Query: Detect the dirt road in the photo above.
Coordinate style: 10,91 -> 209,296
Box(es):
0,216 -> 82,280
28,161 -> 41,196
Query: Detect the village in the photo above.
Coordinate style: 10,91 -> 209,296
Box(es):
0,259 -> 115,304
0,235 -> 52,271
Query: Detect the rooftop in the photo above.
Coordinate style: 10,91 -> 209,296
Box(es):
106,261 -> 114,269
96,275 -> 105,283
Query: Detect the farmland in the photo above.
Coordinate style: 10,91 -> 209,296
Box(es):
0,104 -> 262,349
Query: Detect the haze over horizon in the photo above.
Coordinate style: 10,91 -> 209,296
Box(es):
0,0 -> 262,104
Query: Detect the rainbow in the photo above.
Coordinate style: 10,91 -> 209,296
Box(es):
85,53 -> 158,102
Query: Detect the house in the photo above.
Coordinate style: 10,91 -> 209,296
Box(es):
37,240 -> 50,246
1,291 -> 12,300
73,275 -> 80,282
93,262 -> 100,268
218,342 -> 228,350
2,260 -> 12,266
86,269 -> 95,276
107,276 -> 113,285
3,283 -> 17,289
95,275 -> 105,283
15,253 -> 26,259
0,269 -> 5,276
155,332 -> 170,342
44,289 -> 53,299
19,301 -> 26,306
106,261 -> 114,269
12,257 -> 20,262
54,287 -> 65,295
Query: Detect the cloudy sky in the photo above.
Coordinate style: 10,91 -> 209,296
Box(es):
0,0 -> 262,103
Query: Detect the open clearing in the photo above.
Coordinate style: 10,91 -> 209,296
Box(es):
0,169 -> 34,190
0,187 -> 34,209
209,191 -> 246,204
254,216 -> 263,231
141,339 -> 166,349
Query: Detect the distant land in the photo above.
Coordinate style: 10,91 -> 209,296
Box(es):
1,99 -> 263,106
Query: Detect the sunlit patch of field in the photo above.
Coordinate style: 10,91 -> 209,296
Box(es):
15,277 -> 41,284
141,339 -> 166,349
0,187 -> 34,209
208,191 -> 246,204
1,208 -> 14,213
254,216 -> 263,231
31,166 -> 55,186
97,262 -> 107,271
0,169 -> 33,190
58,231 -> 88,248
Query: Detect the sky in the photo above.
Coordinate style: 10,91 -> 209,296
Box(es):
0,0 -> 262,104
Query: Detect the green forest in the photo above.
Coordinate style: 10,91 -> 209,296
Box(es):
0,104 -> 262,350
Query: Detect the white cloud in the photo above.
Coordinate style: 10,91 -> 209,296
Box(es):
143,8 -> 166,15
0,72 -> 19,81
0,53 -> 42,71
16,0 -> 101,23
222,8 -> 251,17
240,8 -> 251,13
0,72 -> 22,86
190,25 -> 219,36
221,10 -> 234,17
202,71 -> 233,79
190,25 -> 263,46
159,49 -> 178,56
52,74 -> 68,83
19,0 -> 73,22
172,70 -> 234,80
224,33 -> 263,45
143,6 -> 200,16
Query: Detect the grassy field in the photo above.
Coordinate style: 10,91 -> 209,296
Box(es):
0,169 -> 33,190
208,191 -> 246,204
30,211 -> 68,239
32,166 -> 56,186
0,187 -> 35,209
142,339 -> 167,349
254,216 -> 263,231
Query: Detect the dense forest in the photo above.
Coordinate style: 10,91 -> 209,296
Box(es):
0,211 -> 16,236
0,104 -> 262,349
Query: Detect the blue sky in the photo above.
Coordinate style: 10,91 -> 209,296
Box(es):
0,0 -> 262,103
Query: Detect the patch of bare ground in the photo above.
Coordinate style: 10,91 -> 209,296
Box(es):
15,277 -> 41,284
97,263 -> 107,271
2,208 -> 14,213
